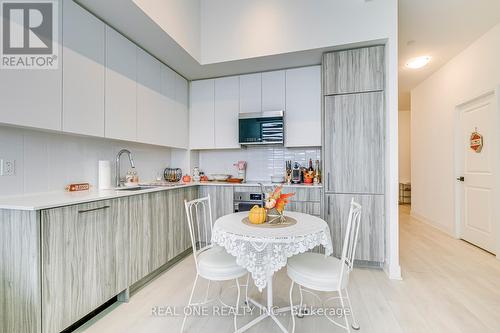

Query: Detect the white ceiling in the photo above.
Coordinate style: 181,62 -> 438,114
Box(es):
398,0 -> 500,110
76,0 -> 391,79
78,0 -> 500,110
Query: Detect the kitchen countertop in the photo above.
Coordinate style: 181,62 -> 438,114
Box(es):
0,182 -> 322,211
190,181 -> 323,188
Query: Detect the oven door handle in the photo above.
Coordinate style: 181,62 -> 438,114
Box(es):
234,201 -> 263,212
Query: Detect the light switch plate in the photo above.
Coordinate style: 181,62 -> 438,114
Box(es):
0,159 -> 16,176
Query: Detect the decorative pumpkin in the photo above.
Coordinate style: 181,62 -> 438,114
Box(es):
248,205 -> 267,224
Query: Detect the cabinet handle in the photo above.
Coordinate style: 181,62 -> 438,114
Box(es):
327,196 -> 331,215
78,205 -> 110,214
327,173 -> 331,191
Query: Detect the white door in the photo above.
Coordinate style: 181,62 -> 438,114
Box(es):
457,92 -> 497,253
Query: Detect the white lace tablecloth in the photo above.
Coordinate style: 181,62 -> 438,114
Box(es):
212,211 -> 333,291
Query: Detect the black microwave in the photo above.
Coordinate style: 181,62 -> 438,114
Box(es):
239,111 -> 284,145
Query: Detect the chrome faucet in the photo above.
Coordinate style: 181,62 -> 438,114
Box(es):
115,149 -> 135,188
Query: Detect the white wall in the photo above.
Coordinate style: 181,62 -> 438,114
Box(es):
133,0 -> 201,61
399,111 -> 411,183
200,0 -> 396,64
411,23 -> 500,235
0,126 -> 172,197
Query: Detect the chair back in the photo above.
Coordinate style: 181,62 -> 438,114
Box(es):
338,198 -> 362,290
184,195 -> 214,271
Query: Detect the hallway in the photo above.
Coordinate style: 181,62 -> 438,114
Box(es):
78,207 -> 500,333
393,205 -> 500,332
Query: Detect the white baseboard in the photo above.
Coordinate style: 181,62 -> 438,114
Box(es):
384,262 -> 402,280
410,210 -> 456,238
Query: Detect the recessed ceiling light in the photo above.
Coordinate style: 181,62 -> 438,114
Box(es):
405,56 -> 431,69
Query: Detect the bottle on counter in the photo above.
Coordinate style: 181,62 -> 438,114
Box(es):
308,159 -> 314,172
314,160 -> 321,184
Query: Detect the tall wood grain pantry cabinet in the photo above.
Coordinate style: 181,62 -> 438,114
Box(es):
322,46 -> 386,265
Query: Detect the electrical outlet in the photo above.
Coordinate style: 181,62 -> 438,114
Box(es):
0,159 -> 15,176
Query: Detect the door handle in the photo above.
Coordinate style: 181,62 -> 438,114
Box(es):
78,205 -> 110,214
327,196 -> 331,215
456,176 -> 465,182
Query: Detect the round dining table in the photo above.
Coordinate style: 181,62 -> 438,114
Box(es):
212,211 -> 333,333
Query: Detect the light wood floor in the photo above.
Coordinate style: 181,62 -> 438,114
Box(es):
77,206 -> 500,333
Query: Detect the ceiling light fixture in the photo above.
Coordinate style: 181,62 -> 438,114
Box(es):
405,56 -> 431,69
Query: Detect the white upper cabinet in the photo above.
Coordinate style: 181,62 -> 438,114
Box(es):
173,74 -> 189,149
136,48 -> 164,146
159,65 -> 176,147
62,0 -> 105,137
239,73 -> 261,113
0,2 -> 189,149
189,67 -> 322,150
190,79 -> 215,149
105,27 -> 137,142
262,70 -> 286,111
0,5 -> 62,131
285,66 -> 322,147
161,65 -> 188,149
214,76 -> 240,149
161,64 -> 176,102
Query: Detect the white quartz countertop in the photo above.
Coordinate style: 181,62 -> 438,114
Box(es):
0,182 -> 322,211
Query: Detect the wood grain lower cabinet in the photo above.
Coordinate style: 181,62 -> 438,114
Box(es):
0,210 -> 40,333
40,198 -> 129,333
232,186 -> 322,216
168,187 -> 198,259
199,186 -> 234,222
129,191 -> 168,284
149,192 -> 169,272
325,194 -> 384,263
128,194 -> 151,284
129,188 -> 198,283
282,187 -> 321,202
287,202 -> 322,217
283,188 -> 322,217
1,188 -> 202,333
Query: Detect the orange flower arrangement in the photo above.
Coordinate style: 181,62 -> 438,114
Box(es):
265,185 -> 294,213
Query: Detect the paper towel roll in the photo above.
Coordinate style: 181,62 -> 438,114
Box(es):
98,160 -> 112,190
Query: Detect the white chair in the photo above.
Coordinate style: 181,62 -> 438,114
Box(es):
287,198 -> 362,332
182,195 -> 248,332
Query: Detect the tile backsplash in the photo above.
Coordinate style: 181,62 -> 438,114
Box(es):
198,146 -> 321,182
0,126 -> 172,197
0,125 -> 320,196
